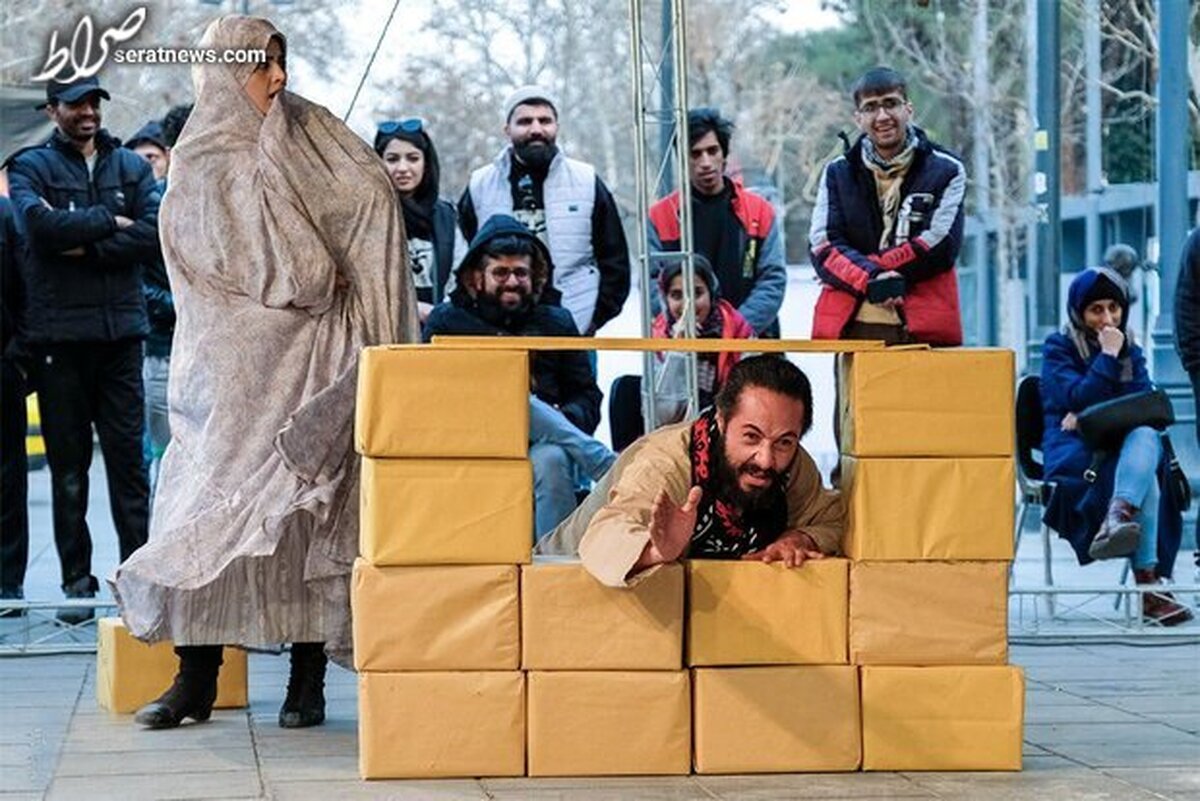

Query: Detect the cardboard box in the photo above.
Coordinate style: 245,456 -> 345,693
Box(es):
95,618 -> 247,713
861,665 -> 1025,771
850,561 -> 1008,665
687,559 -> 849,666
356,346 -> 529,458
693,666 -> 861,773
839,349 -> 1014,457
358,671 -> 525,779
352,560 -> 519,671
842,456 -> 1015,561
521,562 -> 683,670
527,671 -> 691,776
360,457 -> 532,565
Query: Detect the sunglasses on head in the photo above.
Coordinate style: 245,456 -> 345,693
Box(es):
378,118 -> 424,135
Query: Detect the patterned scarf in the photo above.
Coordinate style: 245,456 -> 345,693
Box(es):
687,408 -> 790,559
861,127 -> 918,249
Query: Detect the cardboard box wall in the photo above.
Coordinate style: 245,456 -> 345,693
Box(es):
841,456 -> 1014,561
352,560 -> 519,671
687,559 -> 849,666
360,457 -> 532,565
358,671 -> 525,779
522,561 -> 683,670
96,618 -> 247,713
356,347 -> 529,458
527,671 -> 691,776
861,665 -> 1025,771
850,561 -> 1009,665
692,666 -> 861,773
839,349 -> 1014,457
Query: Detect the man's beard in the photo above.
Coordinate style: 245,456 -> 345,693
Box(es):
476,288 -> 534,328
712,445 -> 783,512
513,138 -> 558,171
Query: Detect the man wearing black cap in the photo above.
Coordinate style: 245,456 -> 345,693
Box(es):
458,86 -> 630,338
127,120 -> 170,181
4,77 -> 158,623
128,116 -> 178,496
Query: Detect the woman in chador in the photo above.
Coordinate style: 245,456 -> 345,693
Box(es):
112,15 -> 420,729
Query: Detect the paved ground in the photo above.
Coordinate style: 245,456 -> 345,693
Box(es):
0,642 -> 1197,800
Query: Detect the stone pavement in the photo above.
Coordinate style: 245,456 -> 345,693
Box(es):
0,641 -> 1197,800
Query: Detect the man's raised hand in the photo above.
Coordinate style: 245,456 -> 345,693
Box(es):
649,486 -> 702,564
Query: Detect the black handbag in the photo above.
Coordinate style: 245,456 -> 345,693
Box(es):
1077,389 -> 1174,481
1161,433 -> 1193,512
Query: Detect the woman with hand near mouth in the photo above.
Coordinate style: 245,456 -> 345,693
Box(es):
374,120 -> 465,323
1040,267 -> 1191,626
113,15 -> 420,730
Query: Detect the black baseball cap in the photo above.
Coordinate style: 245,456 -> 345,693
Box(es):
39,77 -> 111,109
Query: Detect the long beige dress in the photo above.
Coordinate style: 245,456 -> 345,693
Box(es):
112,16 -> 419,664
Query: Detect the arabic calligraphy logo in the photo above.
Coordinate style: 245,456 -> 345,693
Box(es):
32,7 -> 148,83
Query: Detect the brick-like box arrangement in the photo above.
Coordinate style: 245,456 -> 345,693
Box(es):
352,344 -> 1024,778
355,346 -> 532,779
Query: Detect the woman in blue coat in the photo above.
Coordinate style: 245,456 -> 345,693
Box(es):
1041,267 -> 1191,626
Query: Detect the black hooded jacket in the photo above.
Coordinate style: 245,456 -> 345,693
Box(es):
423,215 -> 601,435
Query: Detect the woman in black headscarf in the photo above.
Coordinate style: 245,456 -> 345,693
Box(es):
374,120 -> 465,322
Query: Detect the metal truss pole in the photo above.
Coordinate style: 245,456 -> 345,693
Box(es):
629,0 -> 699,431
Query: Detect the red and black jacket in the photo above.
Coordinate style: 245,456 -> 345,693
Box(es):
808,127 -> 965,345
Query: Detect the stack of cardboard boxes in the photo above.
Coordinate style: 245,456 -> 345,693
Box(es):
354,347 -> 533,779
840,349 -> 1025,771
352,344 -> 1024,778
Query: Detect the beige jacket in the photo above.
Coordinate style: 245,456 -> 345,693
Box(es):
537,422 -> 844,587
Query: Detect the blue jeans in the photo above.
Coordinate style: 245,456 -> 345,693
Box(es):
529,396 -> 616,538
1112,426 -> 1161,570
143,354 -> 171,501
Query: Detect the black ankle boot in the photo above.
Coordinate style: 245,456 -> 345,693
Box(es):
134,645 -> 223,729
279,642 -> 327,729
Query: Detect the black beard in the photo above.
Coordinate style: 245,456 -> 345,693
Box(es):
513,140 -> 558,171
712,443 -> 782,512
475,290 -> 534,329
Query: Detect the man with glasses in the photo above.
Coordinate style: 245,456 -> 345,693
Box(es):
809,66 -> 966,346
424,215 -> 615,538
458,86 -> 630,338
4,77 -> 157,622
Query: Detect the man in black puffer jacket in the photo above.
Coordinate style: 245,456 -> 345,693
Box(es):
424,215 -> 614,538
4,77 -> 158,623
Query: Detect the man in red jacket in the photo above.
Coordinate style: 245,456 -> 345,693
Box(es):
809,66 -> 966,345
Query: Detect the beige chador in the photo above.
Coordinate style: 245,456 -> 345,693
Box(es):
111,17 -> 419,663
537,423 -> 844,587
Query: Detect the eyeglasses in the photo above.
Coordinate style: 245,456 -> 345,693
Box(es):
856,97 -> 906,117
377,118 -> 424,136
486,266 -> 532,282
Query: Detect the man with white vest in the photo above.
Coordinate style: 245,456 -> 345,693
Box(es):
459,86 -> 631,337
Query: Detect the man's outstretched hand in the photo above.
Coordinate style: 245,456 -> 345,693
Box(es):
742,530 -> 825,568
649,486 -> 703,564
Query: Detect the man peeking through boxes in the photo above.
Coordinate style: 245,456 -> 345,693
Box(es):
539,355 -> 844,586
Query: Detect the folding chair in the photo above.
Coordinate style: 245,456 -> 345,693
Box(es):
1015,374 -> 1058,614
